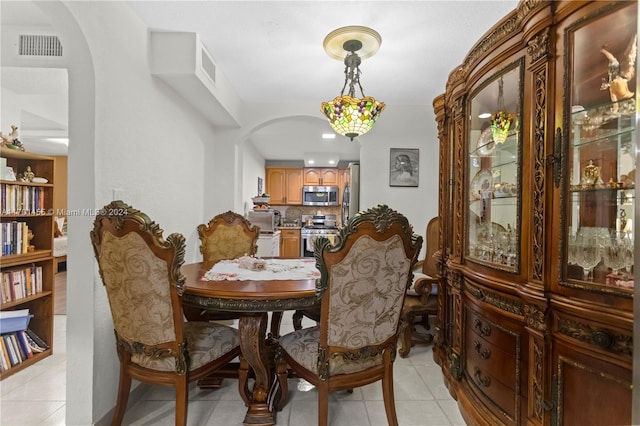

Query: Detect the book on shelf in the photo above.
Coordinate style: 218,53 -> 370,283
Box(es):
22,329 -> 46,353
0,184 -> 45,215
0,221 -> 32,257
0,265 -> 43,303
0,328 -> 46,371
24,328 -> 49,350
0,338 -> 10,371
15,330 -> 33,360
3,334 -> 19,366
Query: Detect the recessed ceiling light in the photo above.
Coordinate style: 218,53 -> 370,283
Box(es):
478,113 -> 491,119
308,159 -> 315,165
46,138 -> 69,145
328,160 -> 335,165
322,133 -> 336,139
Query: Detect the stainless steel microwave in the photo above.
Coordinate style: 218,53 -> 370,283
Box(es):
247,210 -> 278,233
302,185 -> 339,206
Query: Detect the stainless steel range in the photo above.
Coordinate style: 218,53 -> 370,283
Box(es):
300,214 -> 339,257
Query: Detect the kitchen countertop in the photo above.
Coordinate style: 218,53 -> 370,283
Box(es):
277,226 -> 301,230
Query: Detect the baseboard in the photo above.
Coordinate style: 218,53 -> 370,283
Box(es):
94,382 -> 150,426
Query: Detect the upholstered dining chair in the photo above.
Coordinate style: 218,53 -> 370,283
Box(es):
183,211 -> 260,323
199,210 -> 260,268
278,204 -> 423,426
398,216 -> 440,358
90,201 -> 241,426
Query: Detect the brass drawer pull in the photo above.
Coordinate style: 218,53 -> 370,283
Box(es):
473,340 -> 491,359
592,330 -> 613,349
473,366 -> 491,387
474,318 -> 491,337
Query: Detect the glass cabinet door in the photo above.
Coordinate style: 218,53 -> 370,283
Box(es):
564,3 -> 636,294
466,61 -> 523,272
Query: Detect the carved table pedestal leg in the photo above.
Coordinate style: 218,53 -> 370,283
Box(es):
238,312 -> 276,426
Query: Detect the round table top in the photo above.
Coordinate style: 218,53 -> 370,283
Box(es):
181,262 -> 320,312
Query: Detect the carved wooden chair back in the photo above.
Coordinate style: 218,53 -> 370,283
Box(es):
398,216 -> 440,357
90,201 -> 240,425
279,204 -> 422,426
184,211 -> 262,325
198,211 -> 260,269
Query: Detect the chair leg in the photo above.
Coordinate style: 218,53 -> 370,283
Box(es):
292,310 -> 304,330
175,377 -> 188,426
318,381 -> 330,426
419,313 -> 431,330
111,364 -> 132,426
270,311 -> 283,338
381,362 -> 399,426
398,313 -> 413,358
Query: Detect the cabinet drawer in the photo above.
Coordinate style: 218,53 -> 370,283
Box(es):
465,332 -> 517,392
465,355 -> 517,421
552,310 -> 633,362
465,307 -> 517,354
279,229 -> 300,238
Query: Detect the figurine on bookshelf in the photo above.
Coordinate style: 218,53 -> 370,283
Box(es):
21,166 -> 35,182
27,229 -> 35,253
0,125 -> 25,151
600,34 -> 637,113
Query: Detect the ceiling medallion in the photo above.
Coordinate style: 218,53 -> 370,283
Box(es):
321,26 -> 386,141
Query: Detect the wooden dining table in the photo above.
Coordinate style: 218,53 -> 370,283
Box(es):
181,260 -> 321,426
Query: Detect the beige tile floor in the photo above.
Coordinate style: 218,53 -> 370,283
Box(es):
0,313 -> 465,425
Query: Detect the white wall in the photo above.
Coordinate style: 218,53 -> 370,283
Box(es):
36,1 -> 225,423
359,104 -> 438,256
23,2 -> 439,424
242,139 -> 267,216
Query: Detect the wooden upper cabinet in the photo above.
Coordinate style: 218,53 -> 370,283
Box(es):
266,167 -> 303,205
265,168 -> 286,204
303,168 -> 339,186
285,168 -> 303,204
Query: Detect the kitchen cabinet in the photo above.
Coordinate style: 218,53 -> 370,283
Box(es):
256,231 -> 280,258
302,168 -> 338,186
279,228 -> 301,258
265,168 -> 303,205
433,1 -> 635,425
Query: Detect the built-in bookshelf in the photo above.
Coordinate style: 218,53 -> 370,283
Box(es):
0,147 -> 55,379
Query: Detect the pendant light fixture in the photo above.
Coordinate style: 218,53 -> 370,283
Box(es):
321,26 -> 386,141
490,77 -> 514,144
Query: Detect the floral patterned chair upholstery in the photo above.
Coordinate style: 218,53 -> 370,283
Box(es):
278,204 -> 422,426
90,201 -> 241,426
198,211 -> 260,269
183,211 -> 260,323
398,216 -> 439,358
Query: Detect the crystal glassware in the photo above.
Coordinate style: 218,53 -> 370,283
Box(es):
575,233 -> 602,281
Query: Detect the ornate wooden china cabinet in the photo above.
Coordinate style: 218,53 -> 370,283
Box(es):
433,1 -> 635,425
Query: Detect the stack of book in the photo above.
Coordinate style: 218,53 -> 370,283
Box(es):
0,309 -> 48,372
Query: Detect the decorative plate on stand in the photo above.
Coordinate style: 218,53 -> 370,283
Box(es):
470,169 -> 493,200
476,127 -> 496,156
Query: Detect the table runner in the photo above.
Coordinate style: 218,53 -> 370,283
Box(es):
202,258 -> 320,281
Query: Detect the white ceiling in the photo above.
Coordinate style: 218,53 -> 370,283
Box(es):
1,0 -> 519,160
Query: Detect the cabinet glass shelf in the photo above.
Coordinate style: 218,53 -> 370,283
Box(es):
466,61 -> 522,272
566,16 -> 636,293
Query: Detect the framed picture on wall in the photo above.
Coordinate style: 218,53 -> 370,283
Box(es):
257,177 -> 263,195
389,148 -> 419,187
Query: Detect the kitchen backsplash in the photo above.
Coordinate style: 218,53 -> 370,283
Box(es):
275,205 -> 341,225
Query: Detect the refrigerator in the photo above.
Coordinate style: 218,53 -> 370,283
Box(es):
341,162 -> 360,224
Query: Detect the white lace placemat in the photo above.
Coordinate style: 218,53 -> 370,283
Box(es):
202,258 -> 320,281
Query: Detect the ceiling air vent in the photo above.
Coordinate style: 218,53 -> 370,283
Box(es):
19,35 -> 63,57
200,48 -> 216,84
